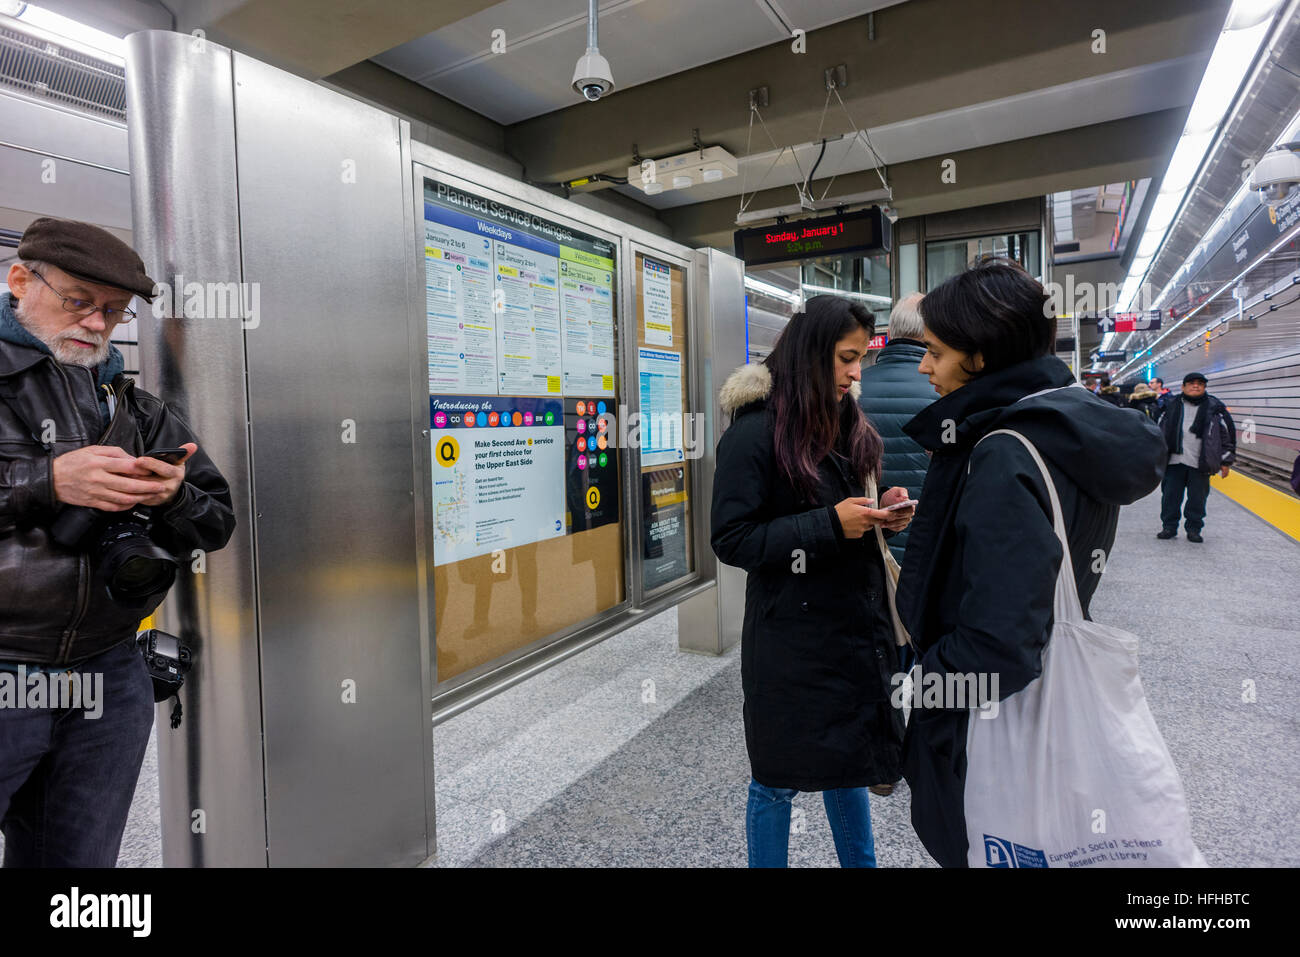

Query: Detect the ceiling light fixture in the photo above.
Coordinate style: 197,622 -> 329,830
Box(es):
1117,0 -> 1284,312
629,145 -> 738,194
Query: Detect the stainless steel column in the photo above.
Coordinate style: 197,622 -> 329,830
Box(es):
677,248 -> 747,655
126,30 -> 434,866
126,30 -> 265,867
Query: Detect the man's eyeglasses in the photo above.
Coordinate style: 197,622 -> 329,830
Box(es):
28,268 -> 137,322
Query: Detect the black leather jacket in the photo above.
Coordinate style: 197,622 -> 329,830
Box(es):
0,337 -> 236,666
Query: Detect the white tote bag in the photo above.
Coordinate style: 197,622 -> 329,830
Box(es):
963,429 -> 1206,868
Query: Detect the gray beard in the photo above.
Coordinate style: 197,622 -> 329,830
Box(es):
12,298 -> 109,368
52,338 -> 109,368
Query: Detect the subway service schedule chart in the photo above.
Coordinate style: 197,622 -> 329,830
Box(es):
423,178 -> 617,399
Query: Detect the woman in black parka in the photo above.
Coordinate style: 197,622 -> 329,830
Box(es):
895,258 -> 1167,867
711,295 -> 915,868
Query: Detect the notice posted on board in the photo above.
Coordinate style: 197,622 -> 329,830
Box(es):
474,437 -> 540,473
430,396 -> 566,566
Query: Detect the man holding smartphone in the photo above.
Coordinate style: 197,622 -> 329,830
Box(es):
0,217 -> 236,866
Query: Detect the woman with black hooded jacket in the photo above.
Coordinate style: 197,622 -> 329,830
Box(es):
895,257 -> 1167,867
711,295 -> 915,868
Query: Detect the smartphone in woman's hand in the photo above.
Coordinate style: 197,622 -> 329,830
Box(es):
884,498 -> 918,511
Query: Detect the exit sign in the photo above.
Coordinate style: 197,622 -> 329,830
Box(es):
868,334 -> 888,350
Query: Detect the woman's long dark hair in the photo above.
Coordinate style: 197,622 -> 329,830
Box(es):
766,295 -> 883,502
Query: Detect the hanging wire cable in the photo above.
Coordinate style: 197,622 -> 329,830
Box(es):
823,85 -> 890,199
736,84 -> 890,218
737,102 -> 800,216
753,103 -> 808,189
736,106 -> 757,220
738,144 -> 791,215
798,88 -> 835,204
804,138 -> 827,195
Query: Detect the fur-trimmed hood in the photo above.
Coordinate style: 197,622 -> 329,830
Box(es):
718,361 -> 861,416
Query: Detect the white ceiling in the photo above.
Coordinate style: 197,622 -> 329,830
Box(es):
372,0 -> 906,125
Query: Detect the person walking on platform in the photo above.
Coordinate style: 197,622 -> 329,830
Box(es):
712,295 -> 915,868
1097,375 -> 1124,407
1151,377 -> 1173,414
1128,381 -> 1160,420
0,219 -> 236,867
893,257 -> 1166,868
1156,372 -> 1236,543
857,293 -> 934,566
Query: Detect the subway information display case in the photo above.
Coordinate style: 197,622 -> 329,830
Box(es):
409,145 -> 720,708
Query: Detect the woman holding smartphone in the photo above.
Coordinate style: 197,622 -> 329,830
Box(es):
711,294 -> 915,868
895,257 -> 1165,867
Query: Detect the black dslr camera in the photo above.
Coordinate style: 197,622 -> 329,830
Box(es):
50,503 -> 178,607
137,628 -> 192,728
48,445 -> 187,608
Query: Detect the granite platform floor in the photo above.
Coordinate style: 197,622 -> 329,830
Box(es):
6,483 -> 1295,867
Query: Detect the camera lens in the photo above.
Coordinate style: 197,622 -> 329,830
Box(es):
109,552 -> 176,600
93,508 -> 178,606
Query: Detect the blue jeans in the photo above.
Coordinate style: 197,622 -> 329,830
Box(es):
0,639 -> 155,867
746,778 -> 877,867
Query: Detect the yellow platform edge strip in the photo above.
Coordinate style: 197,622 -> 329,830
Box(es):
1212,469 -> 1300,543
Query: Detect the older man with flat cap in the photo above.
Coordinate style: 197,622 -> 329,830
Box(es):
1156,371 -> 1236,543
0,218 -> 235,867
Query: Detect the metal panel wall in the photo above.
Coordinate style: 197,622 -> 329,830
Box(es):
127,30 -> 433,867
678,248 -> 747,655
230,53 -> 432,867
125,30 -> 266,866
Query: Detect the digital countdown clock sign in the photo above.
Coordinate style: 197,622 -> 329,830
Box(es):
733,207 -> 891,267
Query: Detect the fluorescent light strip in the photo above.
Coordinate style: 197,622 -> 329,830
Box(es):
801,283 -> 891,305
1153,107 -> 1300,310
1114,221 -> 1300,377
14,3 -> 125,58
1117,0 -> 1284,312
743,276 -> 802,305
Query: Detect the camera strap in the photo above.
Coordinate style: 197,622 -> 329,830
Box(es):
166,694 -> 183,730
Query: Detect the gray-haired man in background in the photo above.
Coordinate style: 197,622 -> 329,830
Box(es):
858,292 -> 935,564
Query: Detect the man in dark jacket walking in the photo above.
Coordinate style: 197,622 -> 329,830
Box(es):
1157,371 -> 1235,543
0,218 -> 236,866
858,293 -> 934,563
1151,377 -> 1173,415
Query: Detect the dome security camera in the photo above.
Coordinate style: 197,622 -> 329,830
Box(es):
1249,143 -> 1300,210
572,48 -> 614,101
